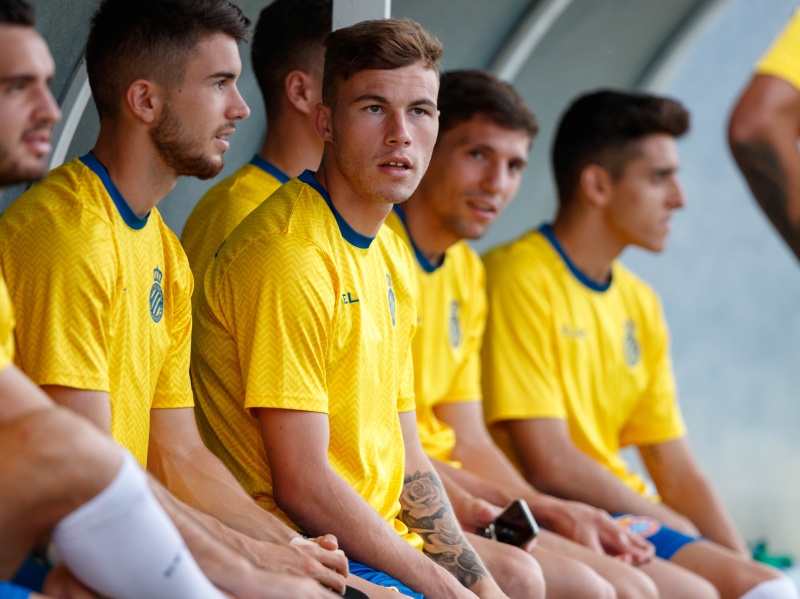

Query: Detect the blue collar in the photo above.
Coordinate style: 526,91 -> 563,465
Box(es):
539,223 -> 611,292
249,155 -> 290,184
80,152 -> 149,230
392,205 -> 441,273
298,170 -> 374,249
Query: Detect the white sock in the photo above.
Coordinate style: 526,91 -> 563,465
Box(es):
52,450 -> 225,599
739,576 -> 800,599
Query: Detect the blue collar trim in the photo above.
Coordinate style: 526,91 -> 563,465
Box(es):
79,152 -> 149,230
298,170 -> 374,249
392,205 -> 441,273
539,223 -> 611,292
249,155 -> 290,184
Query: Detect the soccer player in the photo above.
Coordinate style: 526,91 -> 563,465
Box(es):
0,0 -> 347,593
182,0 -> 330,298
729,8 -> 800,261
0,2 -> 337,598
482,89 -> 798,599
387,68 -> 707,599
191,18 -> 522,599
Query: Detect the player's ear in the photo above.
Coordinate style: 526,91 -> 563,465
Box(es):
285,70 -> 317,116
314,102 -> 333,143
580,164 -> 613,208
126,79 -> 162,125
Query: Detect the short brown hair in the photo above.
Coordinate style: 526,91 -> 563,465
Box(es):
0,0 -> 34,26
322,18 -> 442,107
86,0 -> 251,121
251,0 -> 331,118
438,69 -> 537,139
552,89 -> 690,205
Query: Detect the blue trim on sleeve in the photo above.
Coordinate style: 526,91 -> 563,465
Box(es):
0,582 -> 32,599
539,223 -> 611,292
249,155 -> 290,184
79,152 -> 149,230
392,205 -> 442,273
298,170 -> 374,249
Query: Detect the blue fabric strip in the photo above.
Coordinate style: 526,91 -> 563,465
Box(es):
0,582 -> 32,599
298,170 -> 374,249
392,205 -> 442,273
249,155 -> 290,184
80,152 -> 149,230
348,560 -> 424,599
539,223 -> 611,292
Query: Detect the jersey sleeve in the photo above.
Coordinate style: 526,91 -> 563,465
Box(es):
2,208 -> 115,391
619,295 -> 686,447
152,249 -> 194,409
215,234 -> 334,413
482,260 -> 567,424
397,344 -> 416,413
757,8 -> 800,91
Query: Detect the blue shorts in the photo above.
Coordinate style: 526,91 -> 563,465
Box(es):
0,582 -> 31,599
349,560 -> 424,598
614,514 -> 701,560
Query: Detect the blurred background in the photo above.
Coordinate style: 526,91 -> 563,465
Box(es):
16,0 -> 800,562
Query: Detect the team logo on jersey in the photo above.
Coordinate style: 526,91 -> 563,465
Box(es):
623,319 -> 639,366
386,273 -> 396,327
150,266 -> 164,323
449,300 -> 461,348
614,514 -> 661,538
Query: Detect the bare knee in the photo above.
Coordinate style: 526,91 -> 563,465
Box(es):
491,545 -> 545,599
614,566 -> 659,599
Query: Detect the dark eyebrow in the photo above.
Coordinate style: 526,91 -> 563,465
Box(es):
207,71 -> 237,81
351,93 -> 437,109
0,74 -> 37,85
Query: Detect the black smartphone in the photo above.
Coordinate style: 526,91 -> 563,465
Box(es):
480,499 -> 539,546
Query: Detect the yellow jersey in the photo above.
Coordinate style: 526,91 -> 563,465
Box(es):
757,8 -> 800,92
191,171 -> 422,549
0,278 -> 14,372
0,153 -> 194,465
386,208 -> 485,467
181,155 -> 288,305
482,225 -> 686,496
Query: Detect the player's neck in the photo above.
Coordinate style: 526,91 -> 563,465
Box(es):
401,195 -> 456,266
551,210 -> 623,284
315,158 -> 392,239
259,114 -> 322,178
93,126 -> 177,218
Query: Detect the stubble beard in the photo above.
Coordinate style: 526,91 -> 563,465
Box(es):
150,104 -> 224,180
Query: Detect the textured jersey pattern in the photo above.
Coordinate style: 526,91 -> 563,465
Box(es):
386,209 -> 485,466
0,156 -> 194,465
191,172 -> 421,548
482,226 -> 686,495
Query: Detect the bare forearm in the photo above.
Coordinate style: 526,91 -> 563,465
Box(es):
147,442 -> 296,545
276,466 -> 473,599
729,137 -> 800,260
658,475 -> 746,553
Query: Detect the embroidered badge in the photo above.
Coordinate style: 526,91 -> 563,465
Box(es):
150,266 -> 164,323
449,300 -> 461,348
386,273 -> 396,327
615,514 -> 661,538
623,319 -> 640,367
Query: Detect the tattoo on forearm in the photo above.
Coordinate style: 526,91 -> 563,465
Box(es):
731,139 -> 800,260
399,471 -> 488,589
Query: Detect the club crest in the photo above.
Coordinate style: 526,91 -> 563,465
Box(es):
150,266 -> 164,323
386,273 -> 396,327
449,300 -> 461,348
